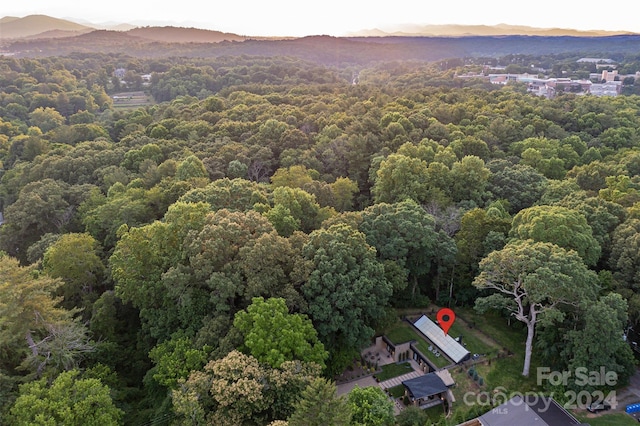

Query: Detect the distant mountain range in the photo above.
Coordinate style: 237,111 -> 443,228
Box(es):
1,14 -> 637,42
0,15 -> 93,39
348,23 -> 636,37
3,14 -> 640,65
0,15 -> 248,42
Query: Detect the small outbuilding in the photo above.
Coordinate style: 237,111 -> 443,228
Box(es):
402,372 -> 449,409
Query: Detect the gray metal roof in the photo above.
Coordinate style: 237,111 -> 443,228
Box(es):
402,373 -> 448,399
413,315 -> 470,363
478,395 -> 583,426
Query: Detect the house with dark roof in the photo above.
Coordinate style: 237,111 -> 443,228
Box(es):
464,395 -> 588,426
402,372 -> 450,409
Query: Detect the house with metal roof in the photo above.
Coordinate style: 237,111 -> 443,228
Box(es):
413,315 -> 471,363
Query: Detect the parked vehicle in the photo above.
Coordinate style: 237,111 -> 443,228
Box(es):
588,401 -> 611,412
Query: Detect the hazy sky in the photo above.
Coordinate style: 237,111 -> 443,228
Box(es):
4,0 -> 640,36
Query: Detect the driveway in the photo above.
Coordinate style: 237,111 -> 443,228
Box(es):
336,376 -> 378,396
578,367 -> 640,421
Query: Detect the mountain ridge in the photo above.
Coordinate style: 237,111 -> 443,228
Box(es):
349,23 -> 636,37
0,14 -> 92,39
2,14 -> 638,41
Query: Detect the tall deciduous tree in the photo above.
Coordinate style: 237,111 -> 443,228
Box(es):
301,225 -> 391,372
172,350 -> 320,426
359,199 -> 453,302
509,205 -> 601,266
473,239 -> 599,376
9,370 -> 123,425
372,154 -> 428,204
612,219 -> 640,284
234,297 -> 327,369
0,254 -> 76,374
42,232 -> 104,312
562,293 -> 636,391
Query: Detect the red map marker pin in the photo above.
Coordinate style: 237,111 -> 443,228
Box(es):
436,308 -> 456,335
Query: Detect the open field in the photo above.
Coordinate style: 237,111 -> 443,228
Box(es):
111,91 -> 154,109
576,412 -> 639,425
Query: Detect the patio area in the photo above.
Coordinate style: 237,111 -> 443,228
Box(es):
360,345 -> 396,368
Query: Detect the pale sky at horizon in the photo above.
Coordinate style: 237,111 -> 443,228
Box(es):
4,1 -> 640,37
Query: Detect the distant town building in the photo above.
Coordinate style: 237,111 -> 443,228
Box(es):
601,69 -> 618,82
114,68 -> 126,79
589,81 -> 622,96
577,57 -> 615,64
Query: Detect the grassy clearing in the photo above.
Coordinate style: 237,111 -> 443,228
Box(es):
388,384 -> 406,398
111,91 -> 154,110
448,317 -> 498,357
423,404 -> 447,421
375,362 -> 414,381
575,412 -> 639,425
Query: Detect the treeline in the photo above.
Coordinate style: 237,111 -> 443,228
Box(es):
7,30 -> 640,66
1,54 -> 640,424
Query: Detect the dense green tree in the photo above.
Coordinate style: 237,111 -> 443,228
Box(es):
234,297 -> 327,369
266,186 -> 332,234
288,378 -> 351,426
330,177 -> 359,212
488,161 -> 548,213
347,385 -> 394,426
0,179 -> 92,261
359,199 -> 452,302
28,107 -> 65,133
148,334 -> 209,389
8,370 -> 123,426
395,405 -> 430,426
301,224 -> 392,370
610,218 -> 640,291
110,202 -> 210,340
474,239 -> 599,376
175,154 -> 208,181
238,231 -> 307,308
562,293 -> 636,391
450,155 -> 491,205
454,204 -> 512,296
554,192 -> 625,258
271,164 -> 316,188
42,233 -> 104,312
372,154 -> 428,204
509,205 -> 601,266
179,177 -> 269,212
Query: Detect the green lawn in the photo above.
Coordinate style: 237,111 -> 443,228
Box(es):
385,322 -> 420,345
388,384 -> 406,398
453,307 -> 542,392
423,404 -> 447,421
413,338 -> 450,369
375,362 -> 414,381
575,412 -> 639,425
448,318 -> 499,357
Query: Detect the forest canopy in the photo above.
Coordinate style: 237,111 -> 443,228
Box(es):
1,51 -> 640,425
